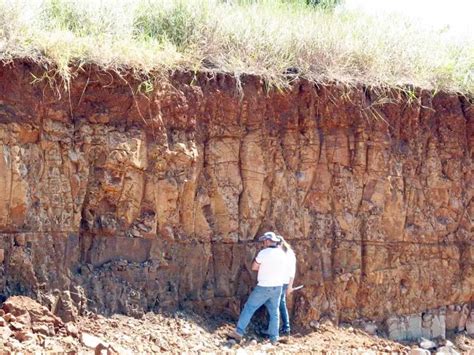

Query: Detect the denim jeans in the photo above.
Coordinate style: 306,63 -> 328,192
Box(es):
266,283 -> 290,334
279,284 -> 290,333
236,285 -> 282,342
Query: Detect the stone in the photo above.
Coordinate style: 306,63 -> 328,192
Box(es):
436,346 -> 460,355
94,342 -> 110,355
9,321 -> 25,331
419,338 -> 437,350
65,322 -> 79,337
0,326 -> 13,340
226,339 -> 237,348
409,349 -> 430,355
406,315 -> 422,340
81,332 -> 108,349
14,234 -> 26,246
2,296 -> 63,328
55,291 -> 79,323
458,304 -> 470,331
32,323 -> 54,336
15,312 -> 31,327
446,305 -> 462,331
363,322 -> 378,335
14,330 -> 34,342
466,309 -> 474,335
4,314 -> 16,323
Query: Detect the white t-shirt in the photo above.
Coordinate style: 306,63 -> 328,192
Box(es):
283,248 -> 296,284
255,247 -> 288,287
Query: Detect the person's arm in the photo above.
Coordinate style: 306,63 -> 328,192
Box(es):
286,251 -> 296,295
252,250 -> 264,271
251,260 -> 260,271
286,277 -> 294,295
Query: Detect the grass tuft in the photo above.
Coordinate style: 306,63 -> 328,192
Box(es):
0,0 -> 473,95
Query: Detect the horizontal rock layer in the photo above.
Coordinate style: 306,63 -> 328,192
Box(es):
0,61 -> 472,327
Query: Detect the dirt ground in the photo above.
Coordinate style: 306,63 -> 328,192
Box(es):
2,301 -> 473,354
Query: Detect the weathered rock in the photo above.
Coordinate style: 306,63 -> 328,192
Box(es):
9,322 -> 25,331
446,305 -> 463,331
14,329 -> 35,342
466,308 -> 474,335
419,338 -> 437,350
2,296 -> 63,329
0,326 -> 13,340
32,323 -> 54,336
65,322 -> 79,338
409,349 -> 431,355
362,322 -> 378,335
4,314 -> 16,323
0,62 -> 472,335
81,332 -> 108,349
458,304 -> 470,331
436,346 -> 461,355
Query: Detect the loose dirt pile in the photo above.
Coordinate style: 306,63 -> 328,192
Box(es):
0,296 -> 473,354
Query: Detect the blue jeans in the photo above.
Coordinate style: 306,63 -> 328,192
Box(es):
266,284 -> 290,334
236,285 -> 282,342
280,284 -> 290,333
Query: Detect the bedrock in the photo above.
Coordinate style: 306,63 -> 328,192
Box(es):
0,61 -> 472,331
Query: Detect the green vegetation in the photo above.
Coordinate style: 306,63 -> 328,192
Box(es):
0,0 -> 473,94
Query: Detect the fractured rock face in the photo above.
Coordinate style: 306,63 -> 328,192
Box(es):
0,63 -> 472,330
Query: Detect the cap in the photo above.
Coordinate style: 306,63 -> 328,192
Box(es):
258,231 -> 280,243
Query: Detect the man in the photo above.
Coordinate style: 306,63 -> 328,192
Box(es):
229,231 -> 288,344
263,235 -> 297,338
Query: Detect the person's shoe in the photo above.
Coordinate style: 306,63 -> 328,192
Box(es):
228,329 -> 243,342
270,338 -> 279,346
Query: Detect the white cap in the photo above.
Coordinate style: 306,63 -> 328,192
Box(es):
258,231 -> 280,243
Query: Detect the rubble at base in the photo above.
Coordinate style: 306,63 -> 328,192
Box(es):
0,296 -> 473,354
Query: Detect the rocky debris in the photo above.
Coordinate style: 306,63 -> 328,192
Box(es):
436,345 -> 460,354
0,296 -> 67,350
80,332 -> 105,349
419,338 -> 437,350
65,322 -> 79,337
3,296 -> 63,329
409,349 -> 431,355
0,295 -> 472,354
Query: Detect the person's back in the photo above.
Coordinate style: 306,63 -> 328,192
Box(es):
283,248 -> 296,286
229,231 -> 287,344
256,246 -> 288,287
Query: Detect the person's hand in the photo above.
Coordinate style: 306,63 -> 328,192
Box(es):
286,286 -> 294,296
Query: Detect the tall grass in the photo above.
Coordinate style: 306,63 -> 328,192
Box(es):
0,0 -> 473,94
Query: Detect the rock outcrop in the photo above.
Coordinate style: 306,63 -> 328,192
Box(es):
0,61 -> 472,331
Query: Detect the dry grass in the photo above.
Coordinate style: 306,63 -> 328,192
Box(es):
0,0 -> 473,94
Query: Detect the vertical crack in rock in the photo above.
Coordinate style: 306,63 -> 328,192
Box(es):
0,63 -> 472,334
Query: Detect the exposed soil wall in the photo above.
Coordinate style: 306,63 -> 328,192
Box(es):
0,61 -> 472,331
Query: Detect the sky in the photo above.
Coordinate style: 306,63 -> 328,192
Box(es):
343,0 -> 474,41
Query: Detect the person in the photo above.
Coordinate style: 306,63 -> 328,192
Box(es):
262,235 -> 296,338
277,235 -> 296,336
229,231 -> 288,344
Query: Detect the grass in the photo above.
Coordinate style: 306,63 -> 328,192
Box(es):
0,0 -> 473,95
